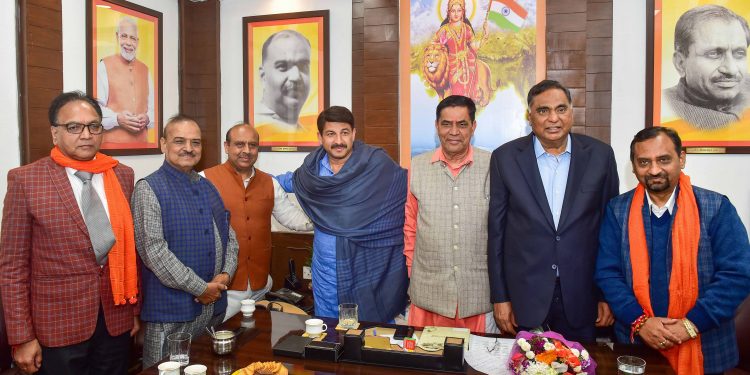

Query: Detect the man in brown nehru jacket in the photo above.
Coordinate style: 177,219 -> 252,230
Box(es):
202,123 -> 312,321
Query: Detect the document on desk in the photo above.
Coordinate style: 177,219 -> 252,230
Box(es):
464,335 -> 515,375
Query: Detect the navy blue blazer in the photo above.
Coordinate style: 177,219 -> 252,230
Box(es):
487,133 -> 619,328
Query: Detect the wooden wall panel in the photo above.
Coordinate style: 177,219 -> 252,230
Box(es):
546,0 -> 613,143
179,0 -> 221,171
352,0 -> 365,140
18,0 -> 64,164
358,0 -> 399,161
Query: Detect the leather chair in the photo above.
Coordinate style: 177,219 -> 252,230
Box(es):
729,295 -> 750,374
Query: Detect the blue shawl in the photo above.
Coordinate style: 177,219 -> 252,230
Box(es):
292,141 -> 409,322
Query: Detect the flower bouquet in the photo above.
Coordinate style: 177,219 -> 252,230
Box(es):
507,331 -> 596,375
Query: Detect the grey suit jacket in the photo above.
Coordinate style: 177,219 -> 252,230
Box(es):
487,133 -> 619,328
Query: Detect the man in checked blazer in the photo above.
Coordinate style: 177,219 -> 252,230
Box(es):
488,80 -> 620,342
0,92 -> 140,374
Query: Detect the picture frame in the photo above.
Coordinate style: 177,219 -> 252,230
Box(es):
87,0 -> 163,155
646,0 -> 750,154
397,0 -> 546,166
243,10 -> 329,152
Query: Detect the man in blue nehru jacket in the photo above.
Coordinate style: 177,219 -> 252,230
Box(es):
132,115 -> 238,368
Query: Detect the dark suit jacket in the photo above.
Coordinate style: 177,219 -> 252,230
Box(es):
0,157 -> 136,347
488,133 -> 619,328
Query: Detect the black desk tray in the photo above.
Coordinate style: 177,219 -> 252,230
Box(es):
338,329 -> 465,373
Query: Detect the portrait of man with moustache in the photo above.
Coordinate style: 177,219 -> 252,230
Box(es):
663,4 -> 750,129
254,29 -> 319,145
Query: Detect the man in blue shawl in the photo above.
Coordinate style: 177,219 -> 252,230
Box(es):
276,106 -> 409,322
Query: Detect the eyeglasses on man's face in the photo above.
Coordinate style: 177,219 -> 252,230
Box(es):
52,122 -> 105,135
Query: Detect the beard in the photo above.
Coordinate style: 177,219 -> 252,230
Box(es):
120,49 -> 136,62
644,172 -> 672,193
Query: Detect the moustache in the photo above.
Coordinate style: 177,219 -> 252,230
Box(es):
179,151 -> 197,157
645,172 -> 668,182
712,75 -> 741,83
331,144 -> 348,150
282,82 -> 307,97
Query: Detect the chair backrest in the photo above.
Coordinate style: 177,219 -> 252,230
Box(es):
0,297 -> 12,370
257,300 -> 309,316
736,295 -> 750,371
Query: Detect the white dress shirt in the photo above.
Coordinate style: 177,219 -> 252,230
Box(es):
65,167 -> 111,219
646,186 -> 677,218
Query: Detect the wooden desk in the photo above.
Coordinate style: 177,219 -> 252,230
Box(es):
138,309 -> 675,374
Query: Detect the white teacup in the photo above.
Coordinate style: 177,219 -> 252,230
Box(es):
305,318 -> 328,337
240,298 -> 256,317
157,361 -> 180,375
184,364 -> 208,375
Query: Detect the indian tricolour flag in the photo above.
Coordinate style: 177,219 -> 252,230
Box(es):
487,0 -> 528,32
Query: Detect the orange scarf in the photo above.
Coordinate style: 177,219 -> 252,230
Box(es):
628,172 -> 702,375
50,147 -> 138,305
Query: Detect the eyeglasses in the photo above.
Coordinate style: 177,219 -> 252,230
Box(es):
52,122 -> 104,135
534,105 -> 570,117
486,338 -> 500,353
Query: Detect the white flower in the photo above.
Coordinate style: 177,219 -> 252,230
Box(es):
543,342 -> 555,351
581,349 -> 589,360
551,361 -> 568,373
525,350 -> 535,359
523,362 -> 556,375
574,365 -> 582,373
570,348 -> 580,357
519,339 -> 531,352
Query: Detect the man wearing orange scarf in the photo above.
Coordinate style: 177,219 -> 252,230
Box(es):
596,127 -> 750,375
0,92 -> 139,375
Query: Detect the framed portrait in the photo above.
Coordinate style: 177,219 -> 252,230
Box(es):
243,11 -> 329,152
647,0 -> 750,153
87,0 -> 162,155
398,0 -> 546,165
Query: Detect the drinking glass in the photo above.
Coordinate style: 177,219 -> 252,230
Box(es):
338,303 -> 359,329
617,355 -> 646,375
167,332 -> 191,366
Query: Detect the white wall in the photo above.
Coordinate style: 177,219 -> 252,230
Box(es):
220,0 -> 352,175
61,0 -> 179,180
613,0 -> 750,232
0,0 -> 21,209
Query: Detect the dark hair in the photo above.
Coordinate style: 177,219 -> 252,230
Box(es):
225,122 -> 258,143
674,5 -> 750,56
261,30 -> 311,64
439,3 -> 474,33
435,95 -> 476,122
316,106 -> 355,134
629,127 -> 683,162
163,114 -> 199,139
48,91 -> 102,126
527,80 -> 572,107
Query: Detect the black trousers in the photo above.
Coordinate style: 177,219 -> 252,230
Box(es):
518,279 -> 596,343
38,307 -> 131,375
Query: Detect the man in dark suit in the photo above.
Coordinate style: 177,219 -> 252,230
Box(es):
0,92 -> 139,374
488,80 -> 619,342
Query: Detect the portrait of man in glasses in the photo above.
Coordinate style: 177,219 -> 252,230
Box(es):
96,16 -> 155,146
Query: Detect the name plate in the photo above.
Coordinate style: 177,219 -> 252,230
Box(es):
685,147 -> 726,154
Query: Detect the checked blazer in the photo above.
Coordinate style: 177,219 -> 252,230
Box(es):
0,156 -> 137,347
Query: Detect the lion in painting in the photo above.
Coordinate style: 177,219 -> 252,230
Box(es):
421,43 -> 493,107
